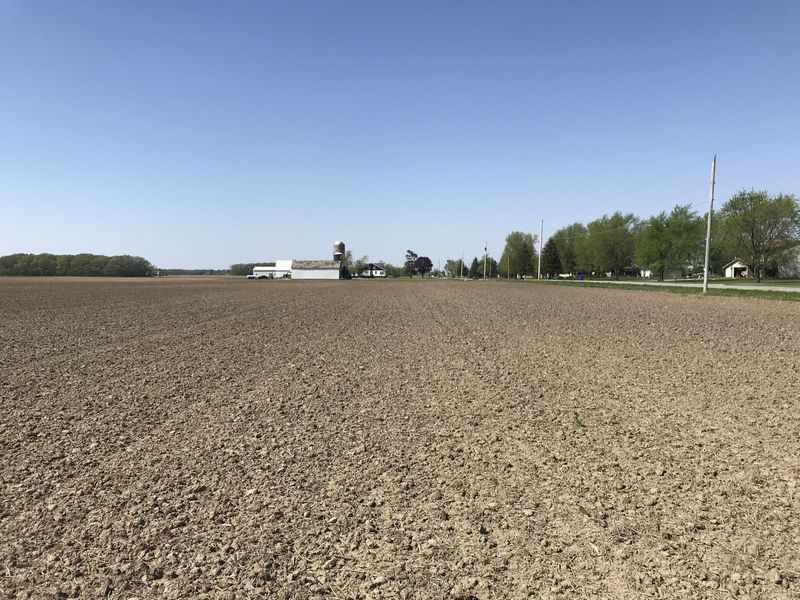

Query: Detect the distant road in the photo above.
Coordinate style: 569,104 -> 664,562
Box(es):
555,280 -> 800,293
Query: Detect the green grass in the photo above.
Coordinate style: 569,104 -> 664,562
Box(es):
653,278 -> 800,287
711,278 -> 800,287
534,280 -> 800,302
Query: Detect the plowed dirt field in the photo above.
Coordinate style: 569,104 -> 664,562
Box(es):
1,277 -> 798,599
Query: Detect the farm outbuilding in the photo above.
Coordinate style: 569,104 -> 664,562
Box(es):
723,259 -> 749,278
291,260 -> 342,280
290,241 -> 346,279
251,260 -> 292,279
248,241 -> 346,280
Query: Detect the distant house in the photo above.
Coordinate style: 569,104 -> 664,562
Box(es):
723,259 -> 749,278
291,260 -> 342,280
359,263 -> 386,277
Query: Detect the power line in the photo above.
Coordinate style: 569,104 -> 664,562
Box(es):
547,159 -> 798,242
550,222 -> 637,242
553,151 -> 798,226
589,156 -> 710,208
549,201 -> 711,242
718,162 -> 800,189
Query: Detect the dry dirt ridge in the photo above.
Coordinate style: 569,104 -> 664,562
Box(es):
1,277 -> 798,599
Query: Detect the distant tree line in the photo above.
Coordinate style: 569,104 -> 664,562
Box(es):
162,268 -> 230,276
230,262 -> 276,276
442,234 -> 533,279
442,255 -> 499,278
0,253 -> 155,277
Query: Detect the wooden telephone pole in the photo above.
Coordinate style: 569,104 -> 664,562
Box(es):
483,242 -> 487,280
537,219 -> 543,280
702,155 -> 716,294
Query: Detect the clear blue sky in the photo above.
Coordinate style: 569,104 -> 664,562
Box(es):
2,1 -> 799,268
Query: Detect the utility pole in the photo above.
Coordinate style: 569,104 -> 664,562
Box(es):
537,219 -> 543,280
507,251 -> 511,280
460,252 -> 464,279
483,242 -> 487,280
702,155 -> 716,294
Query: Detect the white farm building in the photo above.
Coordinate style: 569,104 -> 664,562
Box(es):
249,241 -> 347,280
723,259 -> 749,278
291,260 -> 342,279
251,260 -> 293,279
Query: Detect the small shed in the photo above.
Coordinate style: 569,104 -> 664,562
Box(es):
723,259 -> 749,278
291,260 -> 341,280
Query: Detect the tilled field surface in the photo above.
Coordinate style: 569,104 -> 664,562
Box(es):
1,278 -> 798,599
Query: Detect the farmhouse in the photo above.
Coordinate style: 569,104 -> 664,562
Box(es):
359,263 -> 386,277
723,259 -> 749,278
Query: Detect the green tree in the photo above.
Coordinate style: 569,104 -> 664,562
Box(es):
666,205 -> 704,276
551,223 -> 587,275
718,190 -> 800,281
31,253 -> 57,275
498,231 -> 538,278
117,255 -> 155,276
0,254 -> 23,275
540,238 -> 562,278
485,255 -> 499,278
444,258 -> 466,278
638,205 -> 706,281
353,255 -> 369,276
414,256 -> 433,277
637,212 -> 670,280
104,256 -> 123,276
574,227 -> 596,275
69,253 -> 102,276
14,254 -> 34,275
404,250 -> 418,277
585,212 -> 638,278
380,262 -> 403,277
468,257 -> 480,278
56,255 -> 72,275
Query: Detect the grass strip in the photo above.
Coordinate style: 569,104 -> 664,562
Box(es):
534,280 -> 800,302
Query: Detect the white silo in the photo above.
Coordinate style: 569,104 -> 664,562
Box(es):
333,241 -> 345,262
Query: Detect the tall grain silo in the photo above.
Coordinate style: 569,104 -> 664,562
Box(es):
333,241 -> 345,262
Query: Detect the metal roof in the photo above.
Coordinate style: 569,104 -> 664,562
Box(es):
292,260 -> 340,270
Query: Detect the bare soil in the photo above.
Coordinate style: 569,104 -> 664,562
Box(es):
1,277 -> 798,599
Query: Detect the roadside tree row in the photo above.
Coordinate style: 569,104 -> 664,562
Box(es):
546,190 -> 800,281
